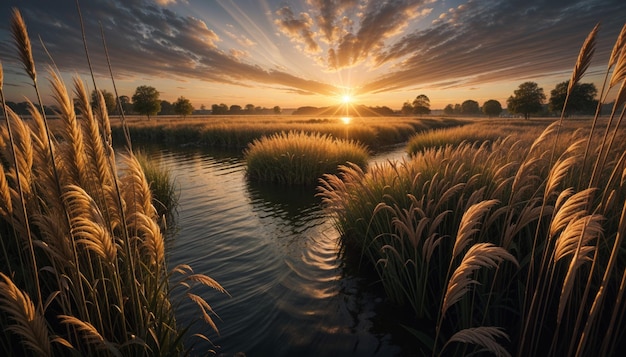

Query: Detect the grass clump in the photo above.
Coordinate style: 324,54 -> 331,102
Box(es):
135,150 -> 179,219
0,9 -> 223,356
244,130 -> 369,185
319,22 -> 626,356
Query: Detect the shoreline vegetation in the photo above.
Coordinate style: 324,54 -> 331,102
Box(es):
319,23 -> 626,356
0,9 -> 223,356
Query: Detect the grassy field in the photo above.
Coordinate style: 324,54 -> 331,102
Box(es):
109,115 -> 467,150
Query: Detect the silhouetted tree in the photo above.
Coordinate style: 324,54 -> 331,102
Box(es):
173,96 -> 194,118
443,104 -> 455,115
461,100 -> 480,115
159,100 -> 174,115
482,99 -> 503,118
548,80 -> 597,116
229,104 -> 242,114
507,81 -> 545,119
132,85 -> 161,119
91,89 -> 116,114
244,104 -> 255,113
412,94 -> 431,115
117,95 -> 133,115
454,104 -> 462,113
273,106 -> 281,114
401,101 -> 413,115
211,103 -> 229,114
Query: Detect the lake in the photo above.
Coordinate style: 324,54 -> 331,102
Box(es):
140,145 -> 408,356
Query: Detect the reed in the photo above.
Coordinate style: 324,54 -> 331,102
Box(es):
0,8 -> 222,356
245,130 -> 369,185
318,23 -> 626,356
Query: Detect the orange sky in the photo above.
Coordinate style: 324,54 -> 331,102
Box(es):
0,0 -> 624,110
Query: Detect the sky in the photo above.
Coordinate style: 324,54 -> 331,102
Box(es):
0,0 -> 624,110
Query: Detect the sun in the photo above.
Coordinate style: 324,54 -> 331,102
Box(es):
341,94 -> 352,104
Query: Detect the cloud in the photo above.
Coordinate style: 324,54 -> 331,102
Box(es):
0,0 -> 624,105
277,0 -> 433,70
0,0 -> 341,99
274,6 -> 321,54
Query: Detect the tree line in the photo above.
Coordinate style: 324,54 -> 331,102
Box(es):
406,80 -> 598,119
5,80 -> 598,120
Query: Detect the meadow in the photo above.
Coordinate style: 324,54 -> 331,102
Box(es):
109,115 -> 467,150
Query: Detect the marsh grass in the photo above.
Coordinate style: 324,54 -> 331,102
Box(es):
135,150 -> 179,219
0,9 -> 222,356
244,130 -> 369,185
318,23 -> 626,356
111,115 -> 467,150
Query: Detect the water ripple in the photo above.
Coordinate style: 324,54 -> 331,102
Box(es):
135,147 -> 405,356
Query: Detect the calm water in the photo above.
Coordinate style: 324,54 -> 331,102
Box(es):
143,146 -> 408,356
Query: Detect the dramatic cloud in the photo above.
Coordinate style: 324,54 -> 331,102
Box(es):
0,0 -> 624,106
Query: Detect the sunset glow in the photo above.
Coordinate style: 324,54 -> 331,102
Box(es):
0,0 -> 623,110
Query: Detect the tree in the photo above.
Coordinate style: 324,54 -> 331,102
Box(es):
211,103 -> 229,115
273,106 -> 281,114
548,81 -> 597,116
117,95 -> 133,115
244,104 -> 255,113
461,100 -> 480,115
132,85 -> 161,119
443,104 -> 455,115
229,104 -> 242,114
482,99 -> 503,118
412,94 -> 431,115
401,101 -> 413,115
173,96 -> 194,118
91,89 -> 116,114
507,81 -> 545,119
159,100 -> 174,115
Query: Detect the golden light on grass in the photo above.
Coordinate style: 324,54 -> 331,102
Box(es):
341,116 -> 351,125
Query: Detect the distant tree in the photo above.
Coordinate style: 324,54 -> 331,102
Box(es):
244,104 -> 255,113
548,81 -> 597,116
117,95 -> 133,115
132,85 -> 161,119
91,89 -> 116,114
229,104 -> 242,114
211,103 -> 229,115
461,100 -> 480,115
412,94 -> 431,115
173,96 -> 194,118
273,106 -> 281,114
482,99 -> 503,118
507,81 -> 545,119
401,101 -> 413,115
443,104 -> 455,115
454,103 -> 462,114
159,100 -> 174,115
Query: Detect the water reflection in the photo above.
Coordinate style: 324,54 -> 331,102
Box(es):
134,146 -> 404,356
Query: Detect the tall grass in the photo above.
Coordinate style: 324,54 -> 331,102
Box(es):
318,23 -> 626,356
0,9 -> 222,356
245,131 -> 369,185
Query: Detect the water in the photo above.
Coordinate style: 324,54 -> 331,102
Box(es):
143,146 -> 408,356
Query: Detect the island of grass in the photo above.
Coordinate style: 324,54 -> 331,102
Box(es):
244,131 -> 369,185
